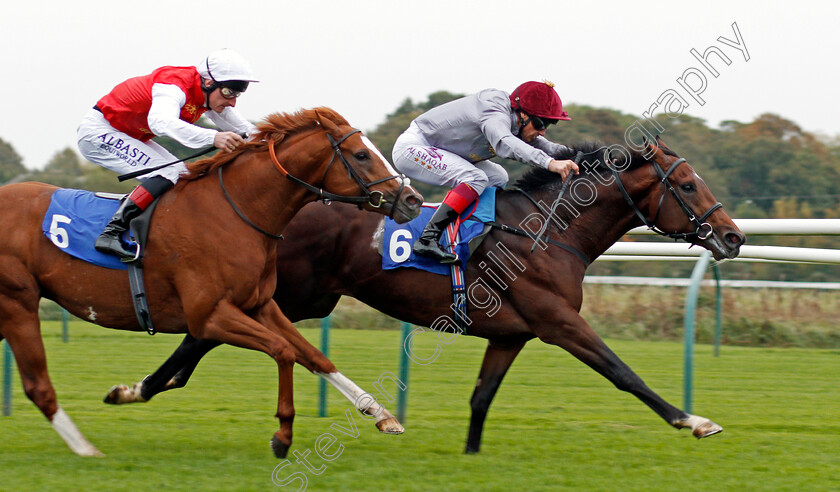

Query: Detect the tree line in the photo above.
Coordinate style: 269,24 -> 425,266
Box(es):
2,91 -> 839,281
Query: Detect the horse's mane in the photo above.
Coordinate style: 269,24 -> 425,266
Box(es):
177,107 -> 349,185
513,141 -> 671,192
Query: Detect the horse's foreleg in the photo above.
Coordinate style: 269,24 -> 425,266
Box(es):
465,340 -> 526,454
104,333 -> 220,404
536,309 -> 721,438
196,300 -> 297,458
264,314 -> 405,435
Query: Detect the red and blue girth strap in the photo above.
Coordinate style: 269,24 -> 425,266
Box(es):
444,223 -> 469,335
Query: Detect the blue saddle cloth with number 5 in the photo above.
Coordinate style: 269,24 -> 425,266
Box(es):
42,189 -> 133,270
382,187 -> 497,275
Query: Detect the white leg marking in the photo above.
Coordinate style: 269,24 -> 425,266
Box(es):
105,380 -> 147,404
51,407 -> 104,457
317,372 -> 404,434
676,413 -> 723,438
318,372 -> 367,404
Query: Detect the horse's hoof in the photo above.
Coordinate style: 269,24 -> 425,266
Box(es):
692,419 -> 723,439
464,445 -> 480,454
79,447 -> 106,458
103,385 -> 127,404
675,414 -> 723,439
271,436 -> 290,458
103,383 -> 146,405
375,416 -> 405,434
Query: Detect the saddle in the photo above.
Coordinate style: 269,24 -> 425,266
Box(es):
381,187 -> 497,275
42,189 -> 157,334
380,188 -> 498,335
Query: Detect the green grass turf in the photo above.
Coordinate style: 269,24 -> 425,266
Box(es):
1,321 -> 838,491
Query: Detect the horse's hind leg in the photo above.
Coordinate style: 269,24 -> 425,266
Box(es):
0,291 -> 103,456
535,309 -> 721,439
465,340 -> 526,454
104,333 -> 221,404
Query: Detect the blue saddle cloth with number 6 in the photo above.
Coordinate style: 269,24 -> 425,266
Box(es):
382,188 -> 497,275
41,189 -> 133,270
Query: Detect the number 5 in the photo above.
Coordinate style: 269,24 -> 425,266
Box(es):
49,214 -> 72,249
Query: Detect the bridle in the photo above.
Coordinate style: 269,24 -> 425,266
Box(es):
268,129 -> 406,211
220,127 -> 407,239
608,152 -> 722,241
501,148 -> 722,267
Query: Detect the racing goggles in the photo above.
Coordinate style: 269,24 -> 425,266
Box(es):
219,80 -> 249,99
529,115 -> 558,131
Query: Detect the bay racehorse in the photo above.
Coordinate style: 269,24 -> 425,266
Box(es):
0,107 -> 423,457
107,138 -> 745,453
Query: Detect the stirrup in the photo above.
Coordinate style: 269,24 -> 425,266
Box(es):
121,243 -> 141,263
413,240 -> 459,264
95,234 -> 139,262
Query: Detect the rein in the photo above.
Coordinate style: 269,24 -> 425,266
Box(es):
220,127 -> 408,239
485,217 -> 592,267
526,151 -> 584,252
499,151 -> 592,266
218,166 -> 284,240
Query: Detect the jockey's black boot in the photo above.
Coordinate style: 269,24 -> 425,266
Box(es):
94,198 -> 144,261
94,176 -> 173,262
412,203 -> 460,264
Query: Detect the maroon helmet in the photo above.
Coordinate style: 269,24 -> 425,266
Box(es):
509,81 -> 570,121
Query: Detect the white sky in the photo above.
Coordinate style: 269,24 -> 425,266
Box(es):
2,0 -> 838,169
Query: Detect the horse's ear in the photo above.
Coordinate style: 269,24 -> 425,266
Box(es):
643,134 -> 662,157
315,110 -> 342,138
655,135 -> 672,152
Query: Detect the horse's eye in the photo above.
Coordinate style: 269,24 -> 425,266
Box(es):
354,151 -> 369,161
681,183 -> 696,193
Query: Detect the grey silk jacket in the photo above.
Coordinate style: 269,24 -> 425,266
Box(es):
412,88 -> 570,169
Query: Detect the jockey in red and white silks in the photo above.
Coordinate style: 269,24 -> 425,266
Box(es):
76,49 -> 259,261
392,80 -> 580,264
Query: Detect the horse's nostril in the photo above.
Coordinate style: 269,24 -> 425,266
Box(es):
726,232 -> 745,247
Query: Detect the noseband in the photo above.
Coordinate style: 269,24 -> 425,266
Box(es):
609,155 -> 722,241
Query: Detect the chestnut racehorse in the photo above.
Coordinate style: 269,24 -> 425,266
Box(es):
0,108 -> 422,457
109,138 -> 745,453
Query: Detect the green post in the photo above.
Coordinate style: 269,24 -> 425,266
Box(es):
62,308 -> 69,343
318,317 -> 330,417
398,322 -> 411,423
713,264 -> 722,357
684,250 -> 711,414
3,341 -> 12,416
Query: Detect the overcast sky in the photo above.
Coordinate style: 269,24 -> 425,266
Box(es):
2,0 -> 837,169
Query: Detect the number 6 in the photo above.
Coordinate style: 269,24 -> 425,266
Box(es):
389,229 -> 413,263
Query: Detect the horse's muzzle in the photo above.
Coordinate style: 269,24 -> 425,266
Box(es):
390,190 -> 423,224
708,227 -> 746,260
